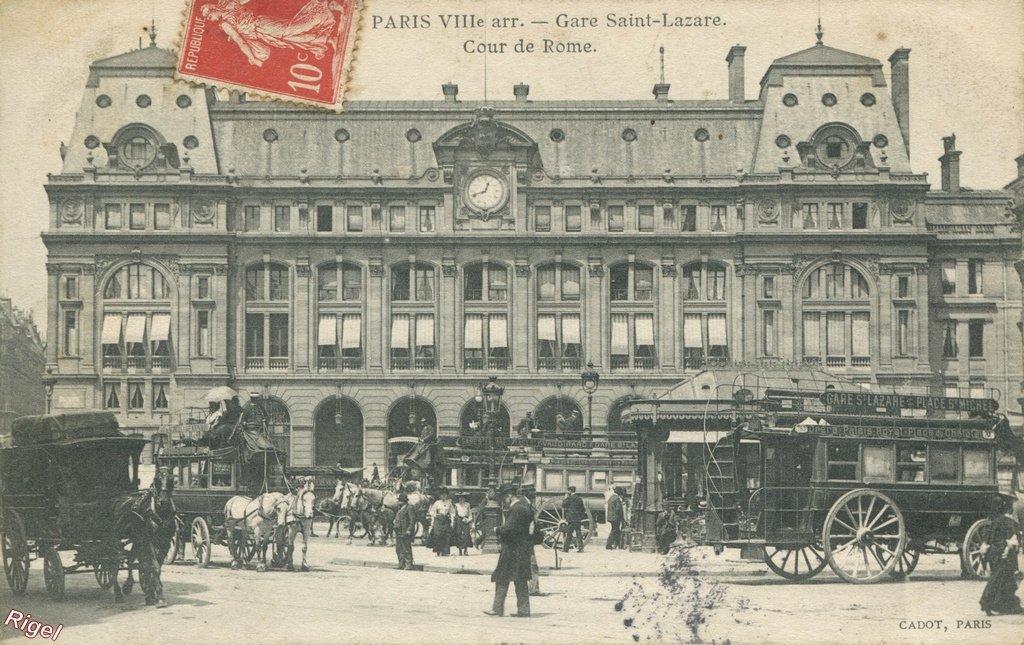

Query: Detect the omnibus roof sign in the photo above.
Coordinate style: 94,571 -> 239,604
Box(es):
820,391 -> 998,415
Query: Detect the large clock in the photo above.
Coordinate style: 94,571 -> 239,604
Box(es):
463,170 -> 508,213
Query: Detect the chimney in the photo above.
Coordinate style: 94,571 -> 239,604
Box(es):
652,83 -> 670,101
513,83 -> 529,102
726,45 -> 746,103
939,134 -> 961,193
1015,153 -> 1024,179
441,82 -> 458,103
888,48 -> 911,151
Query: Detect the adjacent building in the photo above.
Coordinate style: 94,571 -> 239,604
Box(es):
42,33 -> 1023,493
0,298 -> 45,433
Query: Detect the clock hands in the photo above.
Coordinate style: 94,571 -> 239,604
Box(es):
470,180 -> 491,198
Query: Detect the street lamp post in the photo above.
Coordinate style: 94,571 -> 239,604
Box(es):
479,375 -> 505,554
43,366 -> 55,414
581,360 -> 600,434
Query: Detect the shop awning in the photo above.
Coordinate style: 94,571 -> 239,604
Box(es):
150,313 -> 171,342
666,430 -> 729,443
101,313 -> 122,345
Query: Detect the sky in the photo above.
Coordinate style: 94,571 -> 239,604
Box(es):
1,0 -> 1022,334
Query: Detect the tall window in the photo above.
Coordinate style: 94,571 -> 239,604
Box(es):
196,310 -> 211,357
390,314 -> 434,369
637,205 -> 655,232
680,205 -> 697,232
464,314 -> 509,370
105,204 -> 123,230
537,314 -> 581,371
607,205 -> 624,232
244,262 -> 290,370
710,205 -> 727,231
852,203 -> 868,229
104,383 -> 121,410
683,313 -> 728,368
762,310 -> 777,357
318,263 -> 362,302
151,203 -> 171,230
940,261 -> 956,295
968,319 -> 984,358
391,262 -> 435,302
827,203 -> 844,229
942,320 -> 958,359
534,205 -> 551,232
102,263 -> 173,370
129,203 -> 146,230
536,263 -> 580,302
681,263 -> 726,301
389,205 -> 406,232
244,205 -> 261,231
802,203 -> 819,229
610,313 -> 656,370
274,205 -> 290,232
564,205 -> 582,232
346,205 -> 364,232
609,263 -> 654,302
245,263 -> 289,301
418,205 -> 435,232
801,263 -> 872,368
967,259 -> 983,295
896,309 -> 911,356
317,313 -> 362,370
62,310 -> 78,356
316,205 -> 333,232
463,263 -> 508,302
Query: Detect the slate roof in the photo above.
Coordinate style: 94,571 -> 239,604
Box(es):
770,44 -> 882,68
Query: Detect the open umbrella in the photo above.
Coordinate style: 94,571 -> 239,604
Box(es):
204,386 -> 238,403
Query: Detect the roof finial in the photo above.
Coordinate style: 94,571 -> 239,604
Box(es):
815,18 -> 824,45
149,18 -> 157,47
659,46 -> 665,84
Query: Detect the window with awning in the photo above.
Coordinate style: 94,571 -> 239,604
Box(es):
683,315 -> 703,348
489,315 -> 507,349
125,314 -> 147,345
390,315 -> 409,348
464,314 -> 484,349
150,313 -> 171,342
415,314 -> 434,348
341,315 -> 361,350
635,314 -> 655,348
318,314 -> 337,346
537,315 -> 557,341
101,313 -> 123,346
561,315 -> 580,345
611,314 -> 629,355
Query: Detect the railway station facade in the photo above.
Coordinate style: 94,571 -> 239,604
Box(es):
41,36 -> 1023,491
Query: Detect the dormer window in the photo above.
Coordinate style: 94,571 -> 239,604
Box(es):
800,123 -> 867,172
125,137 -> 155,166
825,136 -> 846,160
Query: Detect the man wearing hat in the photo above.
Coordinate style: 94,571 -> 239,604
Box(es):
486,484 -> 537,617
606,486 -> 626,550
561,485 -> 587,552
393,492 -> 416,570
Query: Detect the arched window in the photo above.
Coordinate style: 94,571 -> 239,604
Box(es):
609,262 -> 654,302
801,263 -> 872,369
463,262 -> 509,302
610,261 -> 657,371
463,262 -> 510,371
536,262 -> 582,371
391,262 -> 435,302
534,396 -> 583,435
681,262 -> 726,301
101,263 -> 173,371
318,263 -> 362,302
317,262 -> 363,371
390,262 -> 437,370
245,261 -> 290,370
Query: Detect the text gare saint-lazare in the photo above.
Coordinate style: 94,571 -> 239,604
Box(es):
371,12 -> 725,54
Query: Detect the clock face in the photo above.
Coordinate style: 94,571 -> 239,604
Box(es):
465,172 -> 507,212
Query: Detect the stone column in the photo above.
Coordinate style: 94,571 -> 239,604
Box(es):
586,259 -> 604,367
80,266 -> 96,370
514,262 -> 531,371
441,259 -> 458,372
294,262 -> 311,373
659,260 -> 677,369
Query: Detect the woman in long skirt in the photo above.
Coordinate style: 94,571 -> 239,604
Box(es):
453,492 -> 474,556
980,497 -> 1022,616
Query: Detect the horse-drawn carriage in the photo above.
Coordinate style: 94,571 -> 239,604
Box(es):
704,386 -> 1018,583
0,412 -> 172,603
157,396 -> 289,568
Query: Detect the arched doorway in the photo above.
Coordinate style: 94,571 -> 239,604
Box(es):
605,396 -> 639,436
458,400 -> 511,437
387,397 -> 436,468
314,396 -> 363,467
534,396 -> 583,434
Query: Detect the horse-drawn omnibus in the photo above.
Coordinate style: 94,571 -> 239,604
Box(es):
690,385 -> 1016,583
156,398 -> 287,567
0,412 -> 156,600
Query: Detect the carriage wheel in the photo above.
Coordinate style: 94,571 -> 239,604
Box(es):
823,489 -> 905,584
190,517 -> 212,568
961,518 -> 994,580
42,548 -> 65,601
94,563 -> 115,589
241,534 -> 259,564
534,498 -> 592,550
164,519 -> 183,565
763,544 -> 827,581
890,543 -> 920,579
2,511 -> 29,595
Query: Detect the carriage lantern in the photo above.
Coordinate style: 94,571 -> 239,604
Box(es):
580,360 -> 600,432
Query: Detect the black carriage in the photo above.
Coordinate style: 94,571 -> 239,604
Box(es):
0,412 -> 147,599
705,388 -> 1016,583
156,401 -> 287,567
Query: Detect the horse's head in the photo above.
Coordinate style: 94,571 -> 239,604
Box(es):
150,467 -> 176,518
331,479 -> 346,502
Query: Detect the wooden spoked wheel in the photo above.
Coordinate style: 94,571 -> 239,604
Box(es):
763,544 -> 827,581
961,518 -> 993,580
823,489 -> 906,583
890,543 -> 920,579
2,511 -> 29,594
164,519 -> 183,565
534,498 -> 592,550
42,548 -> 65,600
191,516 -> 212,568
94,563 -> 115,589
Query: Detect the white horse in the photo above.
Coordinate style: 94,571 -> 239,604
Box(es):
284,480 -> 317,571
340,481 -> 430,544
223,492 -> 290,572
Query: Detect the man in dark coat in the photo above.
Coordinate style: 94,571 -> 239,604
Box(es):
393,493 -> 416,570
486,485 -> 536,617
980,496 -> 1022,615
606,486 -> 625,550
561,485 -> 587,552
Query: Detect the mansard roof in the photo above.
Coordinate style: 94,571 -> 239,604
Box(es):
87,44 -> 177,87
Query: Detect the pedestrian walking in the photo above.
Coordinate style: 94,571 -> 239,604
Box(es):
606,486 -> 626,550
561,485 -> 587,552
393,493 -> 416,570
980,496 -> 1022,615
453,492 -> 473,555
485,485 -> 538,617
428,487 -> 455,556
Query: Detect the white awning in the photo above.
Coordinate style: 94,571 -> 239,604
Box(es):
464,315 -> 483,349
666,430 -> 728,444
124,314 -> 147,344
391,315 -> 409,348
611,315 -> 629,354
150,313 -> 171,342
683,315 -> 703,348
415,314 -> 434,347
341,315 -> 361,349
537,315 -> 556,341
708,314 -> 727,346
318,314 -> 336,346
489,315 -> 507,348
635,315 -> 655,346
101,313 -> 122,345
562,315 -> 580,344
942,262 -> 956,283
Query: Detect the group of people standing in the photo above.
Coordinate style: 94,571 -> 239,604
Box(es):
425,487 -> 475,556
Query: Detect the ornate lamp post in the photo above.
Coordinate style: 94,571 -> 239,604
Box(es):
479,375 -> 505,553
581,360 -> 600,433
43,367 -> 55,414
481,375 -> 505,437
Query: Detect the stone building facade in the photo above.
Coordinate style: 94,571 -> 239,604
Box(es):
42,36 -> 1023,474
0,298 -> 45,433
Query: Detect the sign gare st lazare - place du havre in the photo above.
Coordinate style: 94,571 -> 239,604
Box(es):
1,0 -> 1023,644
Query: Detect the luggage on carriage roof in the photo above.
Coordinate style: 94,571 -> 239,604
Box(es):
10,411 -> 123,446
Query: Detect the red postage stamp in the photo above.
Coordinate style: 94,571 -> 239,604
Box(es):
176,0 -> 361,108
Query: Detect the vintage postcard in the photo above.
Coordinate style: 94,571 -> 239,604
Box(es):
0,0 -> 1023,643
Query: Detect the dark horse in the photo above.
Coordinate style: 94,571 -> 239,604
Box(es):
107,468 -> 176,606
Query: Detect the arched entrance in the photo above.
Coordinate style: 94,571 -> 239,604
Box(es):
387,397 -> 437,468
605,396 -> 639,436
458,400 -> 511,437
535,396 -> 583,434
314,396 -> 363,467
